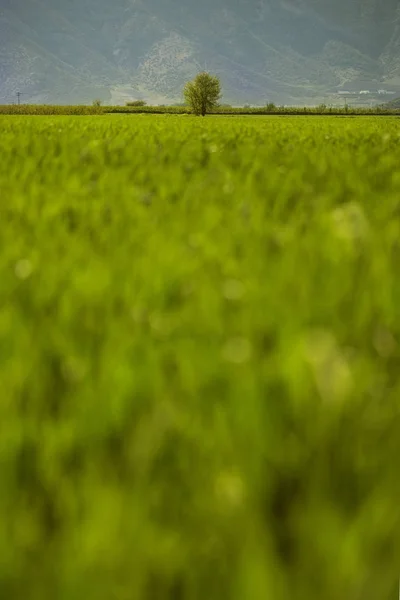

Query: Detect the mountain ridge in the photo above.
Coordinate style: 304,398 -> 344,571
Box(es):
1,0 -> 400,105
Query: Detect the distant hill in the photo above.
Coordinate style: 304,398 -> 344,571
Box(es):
382,96 -> 400,108
1,0 -> 400,105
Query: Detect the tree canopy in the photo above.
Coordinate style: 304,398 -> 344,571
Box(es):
184,72 -> 222,116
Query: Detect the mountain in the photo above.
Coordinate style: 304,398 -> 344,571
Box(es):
1,0 -> 400,105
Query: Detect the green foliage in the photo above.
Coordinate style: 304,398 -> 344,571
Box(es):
0,105 -> 104,115
0,104 -> 400,117
1,114 -> 400,600
184,72 -> 222,116
126,100 -> 147,107
105,105 -> 400,116
92,99 -> 103,107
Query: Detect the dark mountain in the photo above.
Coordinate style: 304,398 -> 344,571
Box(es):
1,0 -> 400,105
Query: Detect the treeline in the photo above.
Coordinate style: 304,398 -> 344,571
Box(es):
108,104 -> 399,116
0,105 -> 104,115
0,103 -> 399,116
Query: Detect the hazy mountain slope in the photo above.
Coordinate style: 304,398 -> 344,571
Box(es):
1,0 -> 399,105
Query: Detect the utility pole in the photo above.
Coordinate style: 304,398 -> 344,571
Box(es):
17,92 -> 25,106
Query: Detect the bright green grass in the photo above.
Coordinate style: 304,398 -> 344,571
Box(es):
1,115 -> 400,600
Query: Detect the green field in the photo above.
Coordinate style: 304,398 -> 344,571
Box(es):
1,115 -> 400,600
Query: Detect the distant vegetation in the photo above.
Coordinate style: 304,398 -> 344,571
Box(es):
0,103 -> 398,116
126,100 -> 147,107
0,105 -> 104,115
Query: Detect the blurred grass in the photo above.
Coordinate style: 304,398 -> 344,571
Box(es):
0,115 -> 400,599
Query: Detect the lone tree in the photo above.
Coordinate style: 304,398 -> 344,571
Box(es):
184,72 -> 222,116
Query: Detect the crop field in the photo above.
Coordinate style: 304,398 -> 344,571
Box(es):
1,114 -> 400,600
